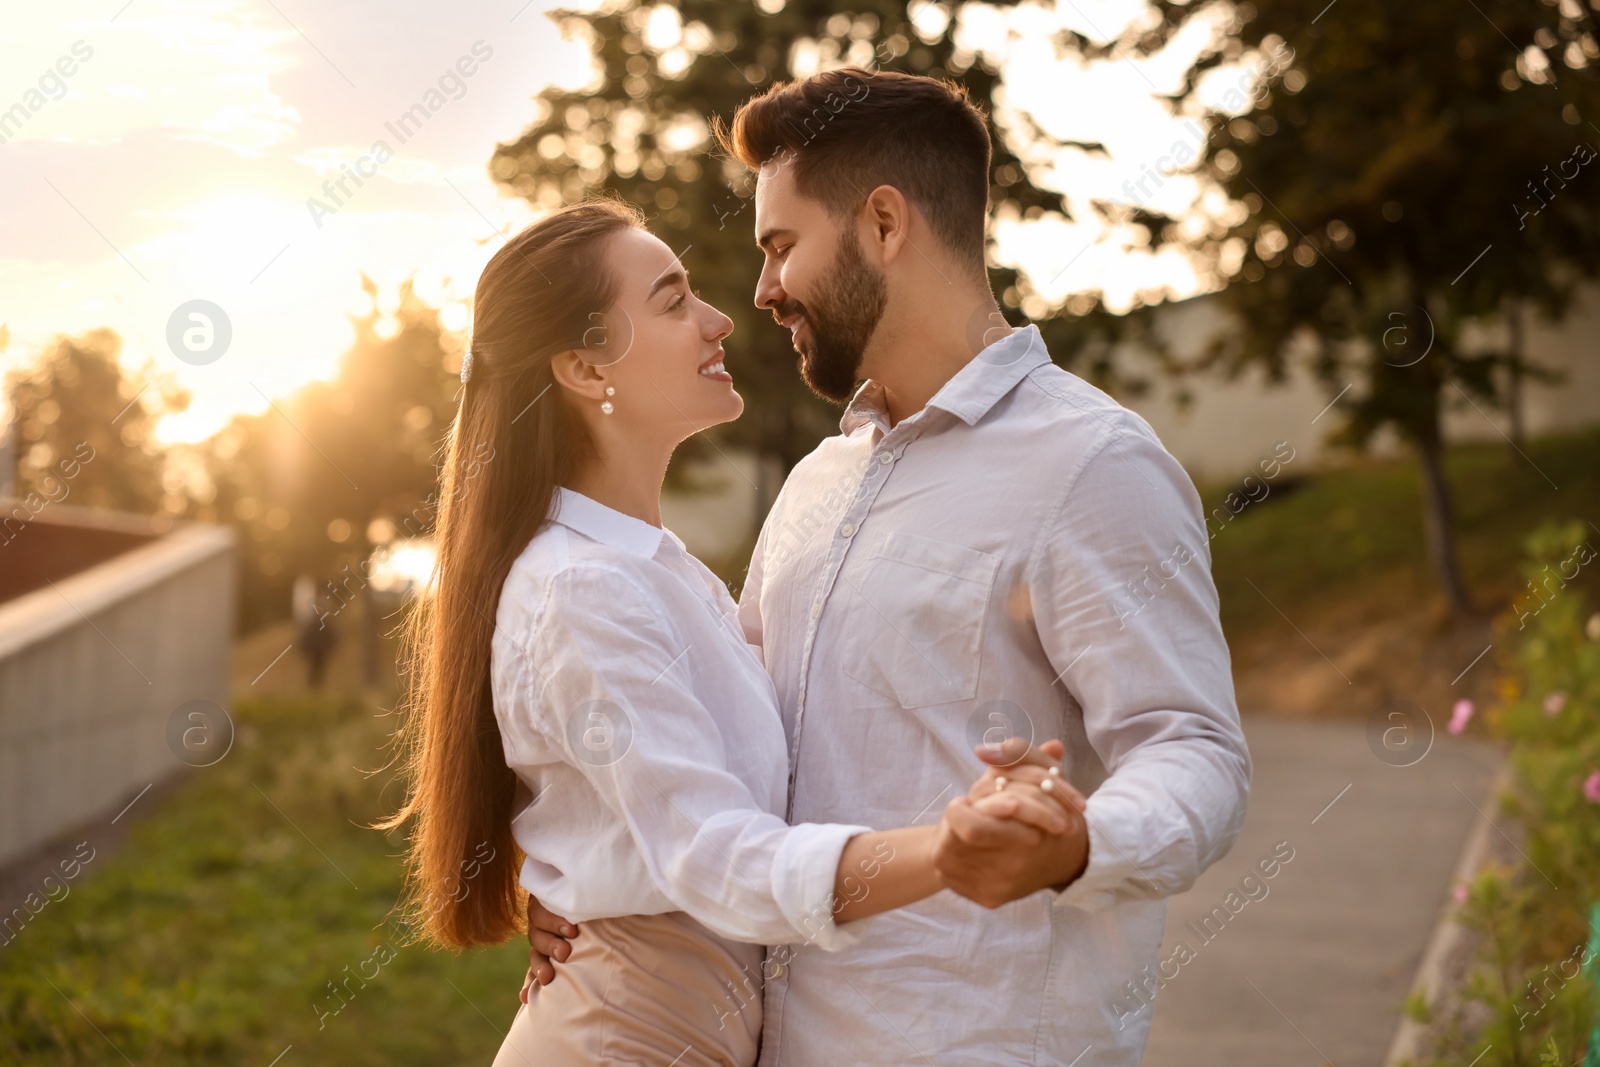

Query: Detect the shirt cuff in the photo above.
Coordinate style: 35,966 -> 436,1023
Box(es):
1051,794 -> 1139,914
771,821 -> 875,951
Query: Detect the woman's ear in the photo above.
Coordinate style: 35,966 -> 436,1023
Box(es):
550,349 -> 610,403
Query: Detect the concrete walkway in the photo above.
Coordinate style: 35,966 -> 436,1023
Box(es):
1139,712 -> 1501,1067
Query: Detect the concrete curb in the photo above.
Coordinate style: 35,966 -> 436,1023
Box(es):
1381,763 -> 1512,1067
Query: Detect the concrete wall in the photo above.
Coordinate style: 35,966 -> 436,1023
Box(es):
0,506 -> 235,867
1121,285 -> 1600,483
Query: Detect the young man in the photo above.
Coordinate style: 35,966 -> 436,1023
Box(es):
529,67 -> 1251,1066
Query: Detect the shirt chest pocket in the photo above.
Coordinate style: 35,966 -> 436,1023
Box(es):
839,531 -> 1000,708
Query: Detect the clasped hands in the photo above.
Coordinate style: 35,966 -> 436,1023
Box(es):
517,738 -> 1087,1003
933,737 -> 1090,910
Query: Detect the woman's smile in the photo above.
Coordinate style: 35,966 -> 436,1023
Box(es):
698,347 -> 733,383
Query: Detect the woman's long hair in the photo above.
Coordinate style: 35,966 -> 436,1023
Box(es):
379,199 -> 645,948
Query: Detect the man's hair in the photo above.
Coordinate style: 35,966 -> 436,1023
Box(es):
715,67 -> 992,275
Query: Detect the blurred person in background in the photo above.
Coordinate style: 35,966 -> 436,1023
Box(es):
291,573 -> 337,690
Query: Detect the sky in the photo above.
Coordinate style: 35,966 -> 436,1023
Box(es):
0,0 -> 1264,444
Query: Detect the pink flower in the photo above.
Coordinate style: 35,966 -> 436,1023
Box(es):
1448,699 -> 1474,735
1543,692 -> 1568,716
1452,883 -> 1469,905
1584,772 -> 1600,805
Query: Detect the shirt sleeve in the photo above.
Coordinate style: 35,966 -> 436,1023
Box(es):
1024,423 -> 1252,914
511,561 -> 869,949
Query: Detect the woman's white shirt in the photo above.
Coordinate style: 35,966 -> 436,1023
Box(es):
490,488 -> 869,950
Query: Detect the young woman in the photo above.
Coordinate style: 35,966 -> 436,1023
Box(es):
381,200 -> 1077,1066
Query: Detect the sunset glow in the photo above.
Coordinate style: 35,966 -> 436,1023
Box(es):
1,0 -> 1264,444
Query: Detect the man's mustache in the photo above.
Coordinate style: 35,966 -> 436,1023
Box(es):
772,301 -> 806,327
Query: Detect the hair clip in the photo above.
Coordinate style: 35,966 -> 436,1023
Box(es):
460,349 -> 475,384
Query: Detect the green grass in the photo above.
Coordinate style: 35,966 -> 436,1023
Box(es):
3,427 -> 1596,1065
1200,426 -> 1600,636
0,694 -> 527,1066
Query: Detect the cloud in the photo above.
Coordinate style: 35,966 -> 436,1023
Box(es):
3,0 -> 300,154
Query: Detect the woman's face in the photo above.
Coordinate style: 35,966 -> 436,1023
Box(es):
576,227 -> 741,441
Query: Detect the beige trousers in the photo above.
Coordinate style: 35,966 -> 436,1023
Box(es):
492,911 -> 764,1067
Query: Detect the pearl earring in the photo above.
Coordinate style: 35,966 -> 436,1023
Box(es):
601,386 -> 615,415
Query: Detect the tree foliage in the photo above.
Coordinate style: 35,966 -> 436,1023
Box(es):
487,0 -> 1089,480
1129,0 -> 1600,611
6,329 -> 178,514
190,281 -> 459,629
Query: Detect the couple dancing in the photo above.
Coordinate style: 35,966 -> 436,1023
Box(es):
383,67 -> 1251,1066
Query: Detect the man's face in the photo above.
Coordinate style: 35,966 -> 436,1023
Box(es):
752,160 -> 888,403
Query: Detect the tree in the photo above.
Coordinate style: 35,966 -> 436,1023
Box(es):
5,329 -> 181,515
1120,0 -> 1600,615
486,0 -> 1599,607
486,0 -> 1073,505
194,280 -> 460,631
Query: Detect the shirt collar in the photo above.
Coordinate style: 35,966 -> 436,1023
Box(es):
839,324 -> 1050,436
551,487 -> 668,558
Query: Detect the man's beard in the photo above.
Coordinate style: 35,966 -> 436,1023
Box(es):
780,228 -> 888,404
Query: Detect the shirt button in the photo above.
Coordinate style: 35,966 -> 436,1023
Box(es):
797,687 -> 805,702
877,451 -> 893,465
810,602 -> 821,618
839,522 -> 856,538
769,961 -> 785,979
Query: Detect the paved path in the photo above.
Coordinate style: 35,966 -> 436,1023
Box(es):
1138,712 -> 1500,1067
